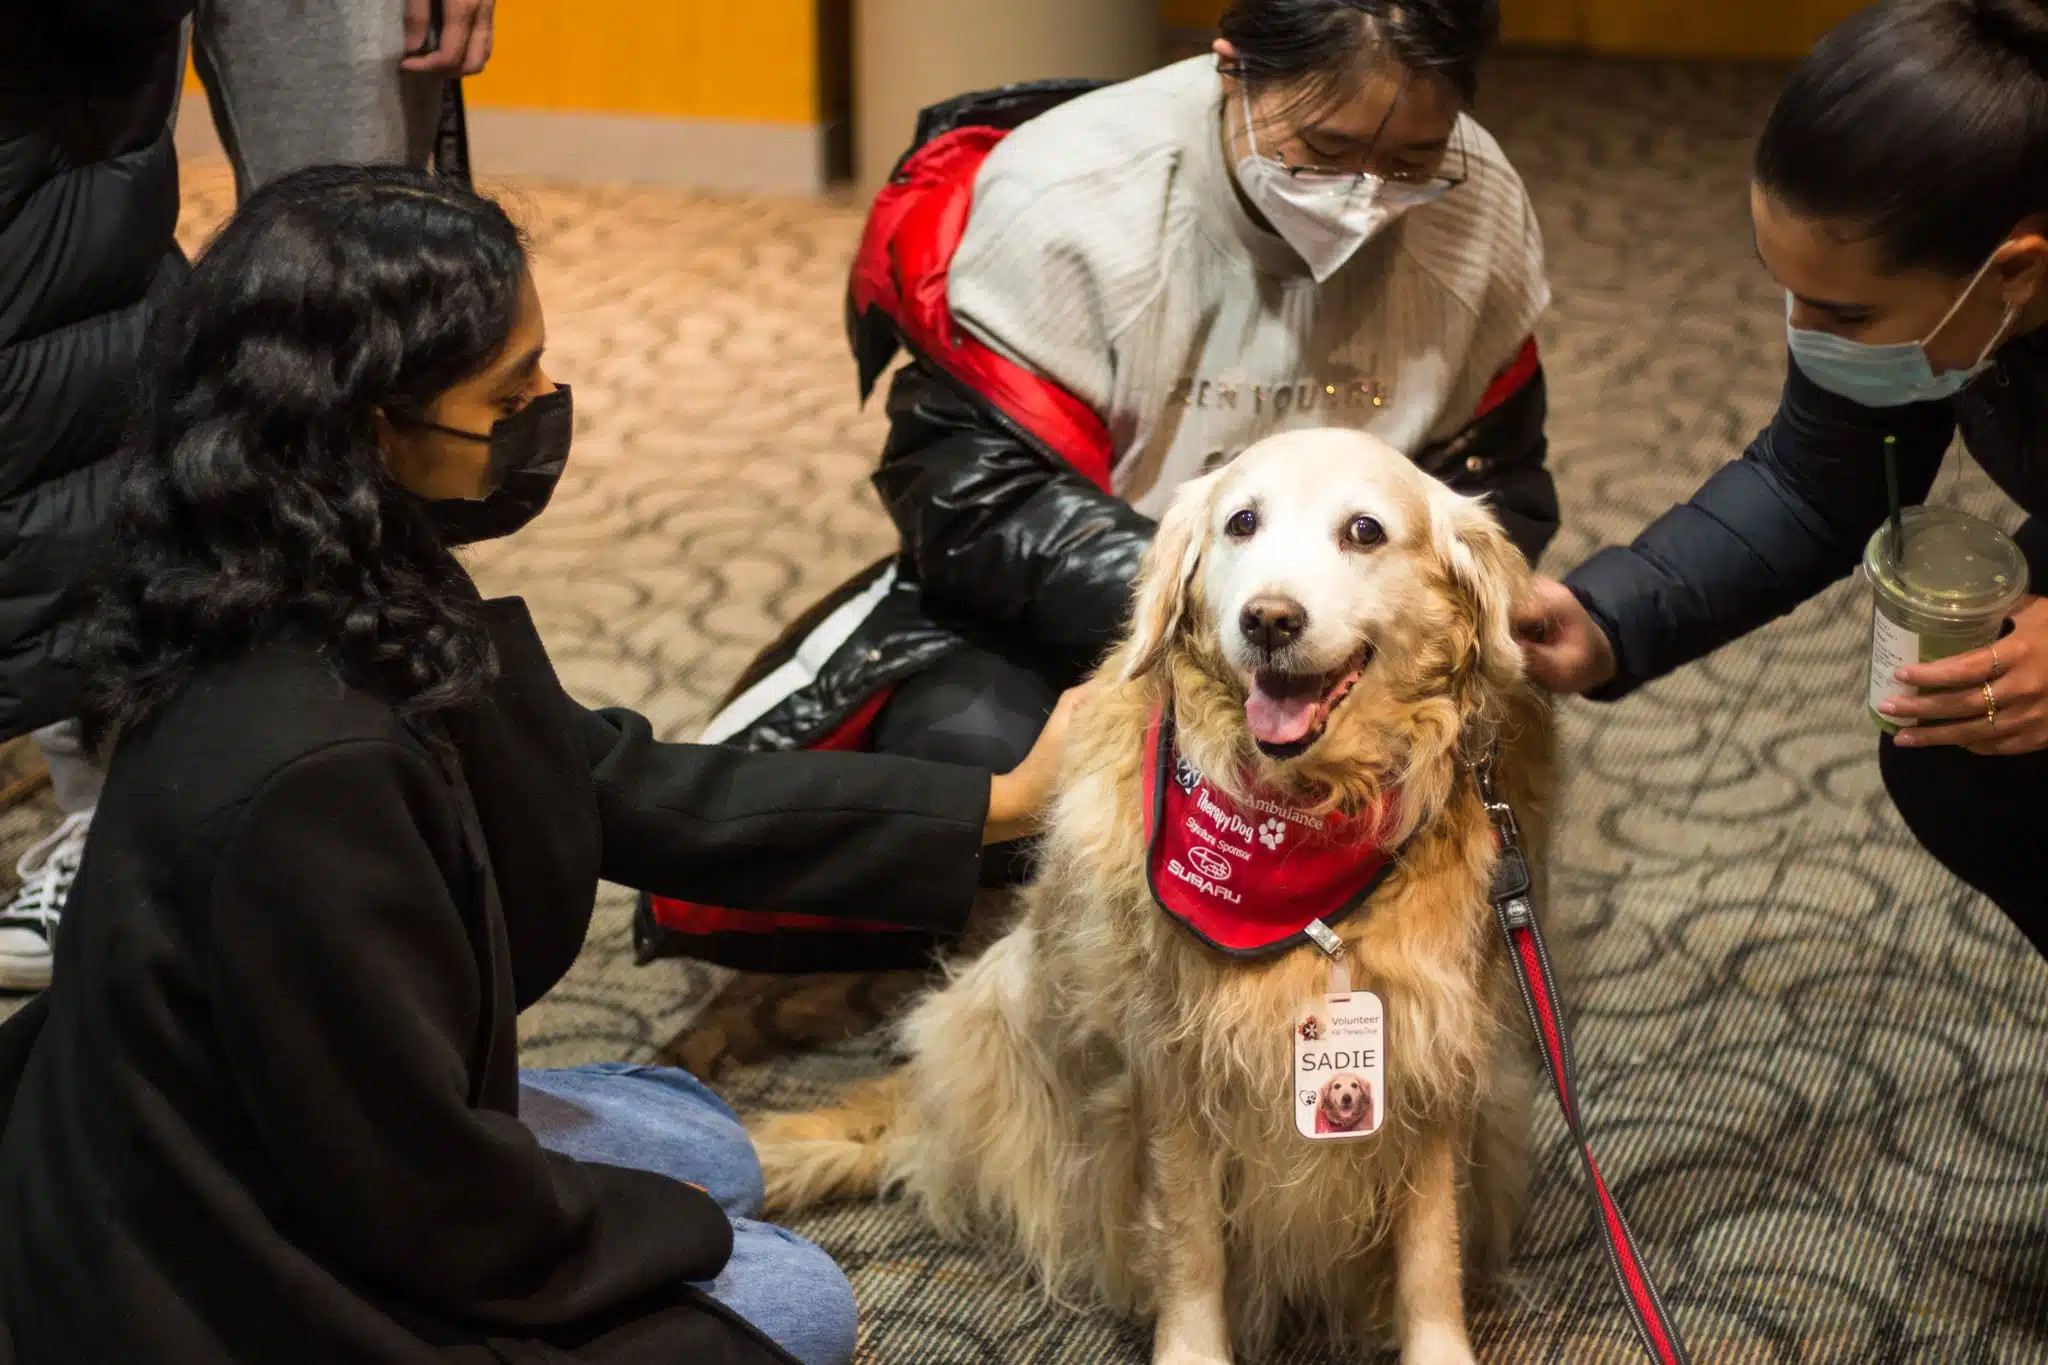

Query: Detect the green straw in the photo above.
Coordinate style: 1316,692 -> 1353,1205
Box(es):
1884,435 -> 1905,571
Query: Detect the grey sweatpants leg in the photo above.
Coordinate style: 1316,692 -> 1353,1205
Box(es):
191,0 -> 444,199
31,721 -> 102,817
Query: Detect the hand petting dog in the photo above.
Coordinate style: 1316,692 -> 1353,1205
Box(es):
1511,576 -> 1615,695
985,684 -> 1095,844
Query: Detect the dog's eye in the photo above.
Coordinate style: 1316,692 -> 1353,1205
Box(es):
1345,515 -> 1386,549
1225,508 -> 1258,539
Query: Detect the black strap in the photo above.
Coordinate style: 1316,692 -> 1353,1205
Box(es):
426,0 -> 472,187
432,77 -> 470,187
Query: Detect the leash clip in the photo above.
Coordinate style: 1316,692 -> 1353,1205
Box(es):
1474,749 -> 1533,929
1469,744 -> 1523,852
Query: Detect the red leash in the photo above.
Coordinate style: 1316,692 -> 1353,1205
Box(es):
1474,754 -> 1692,1365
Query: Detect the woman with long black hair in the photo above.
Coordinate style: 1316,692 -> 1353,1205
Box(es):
0,165 -> 1077,1365
1522,0 -> 2048,942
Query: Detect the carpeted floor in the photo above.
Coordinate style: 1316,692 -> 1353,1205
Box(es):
4,51 -> 2046,1365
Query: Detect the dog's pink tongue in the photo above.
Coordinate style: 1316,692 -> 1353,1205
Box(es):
1247,682 -> 1319,747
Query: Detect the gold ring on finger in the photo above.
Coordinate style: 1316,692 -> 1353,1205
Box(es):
1984,680 -> 1998,727
1990,641 -> 2004,680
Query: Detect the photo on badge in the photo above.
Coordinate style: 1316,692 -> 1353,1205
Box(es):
1292,989 -> 1386,1141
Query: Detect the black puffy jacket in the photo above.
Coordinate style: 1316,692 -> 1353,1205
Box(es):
1566,335 -> 2048,699
0,2 -> 190,740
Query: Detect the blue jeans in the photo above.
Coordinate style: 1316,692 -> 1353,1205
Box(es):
519,1063 -> 857,1365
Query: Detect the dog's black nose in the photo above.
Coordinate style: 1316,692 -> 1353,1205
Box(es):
1239,597 -> 1307,653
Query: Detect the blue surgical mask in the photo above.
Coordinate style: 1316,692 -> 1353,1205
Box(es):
1785,250 -> 2016,408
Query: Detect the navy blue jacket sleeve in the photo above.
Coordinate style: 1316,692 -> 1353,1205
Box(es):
1563,357 -> 1957,699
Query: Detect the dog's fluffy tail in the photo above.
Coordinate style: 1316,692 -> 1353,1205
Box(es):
751,1072 -> 907,1217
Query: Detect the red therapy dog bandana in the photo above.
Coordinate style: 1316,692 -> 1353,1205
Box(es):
1142,710 -> 1399,957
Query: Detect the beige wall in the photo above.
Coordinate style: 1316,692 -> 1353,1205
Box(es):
855,0 -> 1160,190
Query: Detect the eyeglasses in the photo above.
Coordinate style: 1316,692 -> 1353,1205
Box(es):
1276,120 -> 1469,197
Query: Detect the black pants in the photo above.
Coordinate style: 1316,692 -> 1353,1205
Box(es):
1879,517 -> 2048,955
870,645 -> 1062,887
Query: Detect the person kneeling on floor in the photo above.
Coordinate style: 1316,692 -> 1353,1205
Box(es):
639,0 -> 1557,973
1521,0 -> 2048,945
0,165 -> 1080,1365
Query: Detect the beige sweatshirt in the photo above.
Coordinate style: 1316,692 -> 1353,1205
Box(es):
947,56 -> 1551,519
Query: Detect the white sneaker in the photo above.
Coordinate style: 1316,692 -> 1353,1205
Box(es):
0,810 -> 92,992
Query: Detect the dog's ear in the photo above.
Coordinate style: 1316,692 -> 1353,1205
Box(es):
1118,470 -> 1220,683
1425,481 -> 1529,691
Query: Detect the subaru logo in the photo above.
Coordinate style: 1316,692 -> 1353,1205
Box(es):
1187,846 -> 1232,881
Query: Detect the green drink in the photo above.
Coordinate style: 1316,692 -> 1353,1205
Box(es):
1864,507 -> 2027,734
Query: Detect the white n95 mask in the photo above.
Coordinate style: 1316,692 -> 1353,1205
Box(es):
1233,90 -> 1448,284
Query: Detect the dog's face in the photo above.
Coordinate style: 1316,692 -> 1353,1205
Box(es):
1198,438 -> 1461,758
1318,1073 -> 1372,1132
1119,428 -> 1529,767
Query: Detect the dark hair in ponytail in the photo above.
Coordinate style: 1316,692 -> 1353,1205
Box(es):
1755,0 -> 2048,274
77,164 -> 527,748
1217,0 -> 1499,110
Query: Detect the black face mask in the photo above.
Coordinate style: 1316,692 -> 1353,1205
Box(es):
404,385 -> 574,546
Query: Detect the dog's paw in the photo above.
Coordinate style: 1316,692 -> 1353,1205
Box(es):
1398,1323 -> 1477,1365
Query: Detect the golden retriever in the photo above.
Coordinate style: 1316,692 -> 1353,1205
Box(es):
753,428 -> 1555,1365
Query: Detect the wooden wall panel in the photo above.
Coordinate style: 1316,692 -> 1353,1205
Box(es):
183,1 -> 1876,126
1507,0 -> 1871,59
465,0 -> 818,122
1163,0 -> 1871,59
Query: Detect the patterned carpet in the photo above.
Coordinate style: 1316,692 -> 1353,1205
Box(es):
4,51 -> 2046,1365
